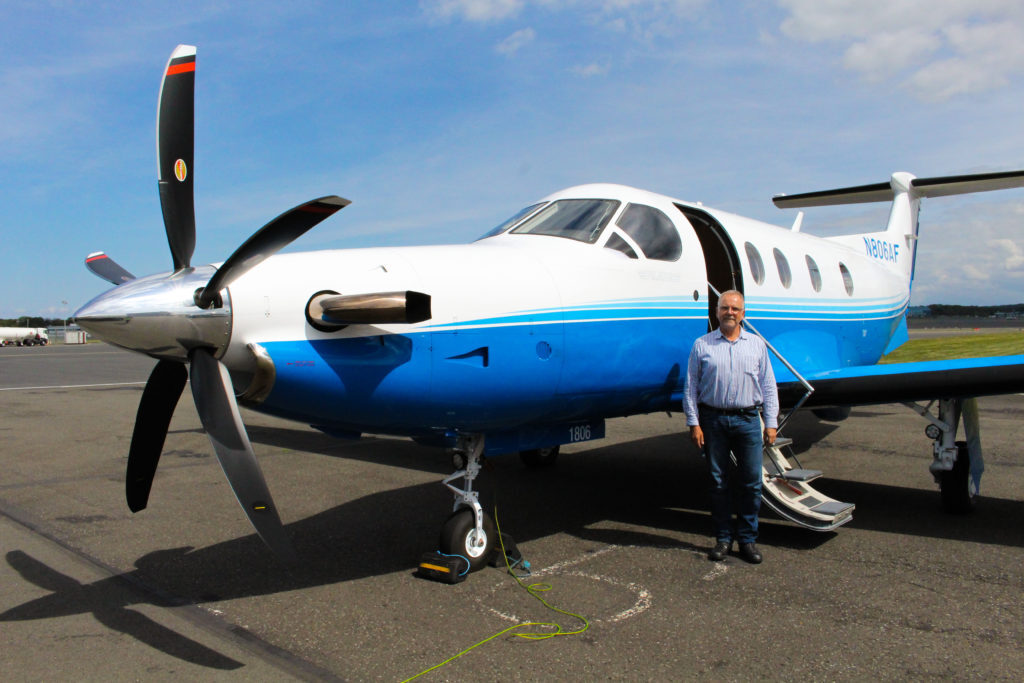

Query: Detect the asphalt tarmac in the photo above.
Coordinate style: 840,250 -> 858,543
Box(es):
1,343 -> 1022,681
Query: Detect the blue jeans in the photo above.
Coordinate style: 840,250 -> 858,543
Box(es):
700,409 -> 763,544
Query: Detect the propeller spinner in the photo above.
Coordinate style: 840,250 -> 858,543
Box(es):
75,45 -> 348,560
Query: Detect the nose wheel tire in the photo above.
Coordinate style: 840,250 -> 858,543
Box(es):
439,508 -> 495,572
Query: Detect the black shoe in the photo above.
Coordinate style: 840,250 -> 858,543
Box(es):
708,541 -> 730,561
738,543 -> 762,564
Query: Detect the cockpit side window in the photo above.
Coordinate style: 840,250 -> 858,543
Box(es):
604,232 -> 638,259
510,199 -> 620,244
615,204 -> 682,261
476,202 -> 547,240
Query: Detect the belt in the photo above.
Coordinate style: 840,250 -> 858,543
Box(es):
698,403 -> 761,416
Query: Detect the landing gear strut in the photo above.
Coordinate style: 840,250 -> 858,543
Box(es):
439,434 -> 495,571
905,398 -> 980,513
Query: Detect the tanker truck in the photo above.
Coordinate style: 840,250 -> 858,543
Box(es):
0,327 -> 49,346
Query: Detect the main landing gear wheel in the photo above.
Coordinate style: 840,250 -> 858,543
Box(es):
520,445 -> 559,468
439,508 -> 495,572
940,441 -> 977,514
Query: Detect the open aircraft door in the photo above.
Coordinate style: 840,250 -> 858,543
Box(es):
675,205 -> 742,330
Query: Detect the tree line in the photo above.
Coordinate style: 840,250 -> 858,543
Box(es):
0,317 -> 69,328
924,304 -> 1024,317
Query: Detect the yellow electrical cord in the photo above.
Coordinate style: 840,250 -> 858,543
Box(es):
402,506 -> 589,681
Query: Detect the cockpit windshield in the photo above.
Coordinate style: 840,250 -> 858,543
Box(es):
476,202 -> 547,240
510,199 -> 620,244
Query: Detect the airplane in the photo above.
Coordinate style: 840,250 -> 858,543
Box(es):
75,45 -> 1024,569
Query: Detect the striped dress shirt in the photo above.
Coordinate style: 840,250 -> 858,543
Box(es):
684,327 -> 779,428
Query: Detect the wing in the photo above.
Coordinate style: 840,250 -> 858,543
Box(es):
777,354 -> 1024,408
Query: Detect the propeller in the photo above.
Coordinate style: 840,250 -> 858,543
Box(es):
79,45 -> 347,559
157,44 -> 197,271
85,252 -> 136,285
189,348 -> 295,560
194,195 -> 350,309
126,361 -> 187,512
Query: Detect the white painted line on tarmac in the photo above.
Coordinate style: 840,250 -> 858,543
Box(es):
701,561 -> 730,582
479,545 -> 654,625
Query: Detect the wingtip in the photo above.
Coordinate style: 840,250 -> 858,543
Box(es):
171,45 -> 197,59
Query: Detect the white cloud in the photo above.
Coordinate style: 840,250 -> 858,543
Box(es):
495,27 -> 536,55
423,0 -> 526,22
910,198 -> 1024,304
571,62 -> 609,77
777,0 -> 1024,101
424,0 -> 708,36
840,28 -> 941,82
991,237 -> 1024,270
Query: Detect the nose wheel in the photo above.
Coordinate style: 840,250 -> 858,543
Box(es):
439,434 -> 495,572
439,507 -> 496,571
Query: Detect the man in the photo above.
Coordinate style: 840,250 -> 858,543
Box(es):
684,290 -> 779,564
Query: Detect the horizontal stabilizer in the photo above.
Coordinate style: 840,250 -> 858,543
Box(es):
773,169 -> 1024,208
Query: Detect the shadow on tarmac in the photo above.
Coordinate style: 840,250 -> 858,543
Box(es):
0,550 -> 243,670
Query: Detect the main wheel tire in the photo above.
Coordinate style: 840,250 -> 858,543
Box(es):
520,445 -> 559,468
439,508 -> 495,573
940,441 -> 977,514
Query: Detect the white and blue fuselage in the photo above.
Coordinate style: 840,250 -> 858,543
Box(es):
213,183 -> 908,444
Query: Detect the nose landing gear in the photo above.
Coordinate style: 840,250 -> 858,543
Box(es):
439,434 -> 495,572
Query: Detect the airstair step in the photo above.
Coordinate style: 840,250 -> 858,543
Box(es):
780,468 -> 822,482
773,437 -> 793,448
810,501 -> 855,516
760,436 -> 854,531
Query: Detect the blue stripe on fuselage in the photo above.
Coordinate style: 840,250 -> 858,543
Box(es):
256,299 -> 904,435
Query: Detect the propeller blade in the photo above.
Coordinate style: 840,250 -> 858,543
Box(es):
157,44 -> 197,271
188,347 -> 295,560
195,195 -> 350,309
126,360 -> 188,512
85,252 -> 136,285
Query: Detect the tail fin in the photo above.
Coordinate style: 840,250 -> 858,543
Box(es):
773,169 -> 1024,283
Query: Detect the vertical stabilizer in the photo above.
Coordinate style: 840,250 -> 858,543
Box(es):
874,172 -> 920,283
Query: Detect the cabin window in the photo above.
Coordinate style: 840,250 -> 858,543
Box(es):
511,199 -> 620,244
773,248 -> 792,288
477,202 -> 547,240
615,204 -> 682,261
604,232 -> 638,258
839,262 -> 854,296
806,255 -> 822,292
744,242 -> 765,285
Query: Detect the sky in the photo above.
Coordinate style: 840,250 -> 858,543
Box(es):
2,0 -> 1024,318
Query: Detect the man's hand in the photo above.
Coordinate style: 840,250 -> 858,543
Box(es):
689,425 -> 704,449
764,427 -> 777,445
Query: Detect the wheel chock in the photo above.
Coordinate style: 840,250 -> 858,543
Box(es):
416,551 -> 469,584
488,532 -> 530,574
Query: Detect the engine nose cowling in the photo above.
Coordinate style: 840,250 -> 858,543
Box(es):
74,266 -> 231,362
